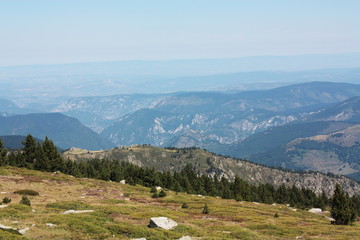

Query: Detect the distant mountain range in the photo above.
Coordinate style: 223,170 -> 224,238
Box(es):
0,113 -> 113,150
2,81 -> 360,181
98,82 -> 360,148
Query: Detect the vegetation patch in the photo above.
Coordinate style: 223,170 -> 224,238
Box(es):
13,189 -> 39,196
45,201 -> 91,210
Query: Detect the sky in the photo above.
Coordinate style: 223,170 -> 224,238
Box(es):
1,0 -> 360,66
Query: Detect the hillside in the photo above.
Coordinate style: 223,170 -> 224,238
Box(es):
0,166 -> 359,240
0,113 -> 114,150
245,124 -> 360,181
62,145 -> 360,197
308,96 -> 360,122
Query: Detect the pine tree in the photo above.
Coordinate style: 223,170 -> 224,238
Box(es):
202,204 -> 210,214
22,134 -> 38,167
331,184 -> 356,225
0,139 -> 8,165
42,137 -> 63,172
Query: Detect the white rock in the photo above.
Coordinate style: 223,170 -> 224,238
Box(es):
271,203 -> 276,206
325,216 -> 335,221
156,186 -> 162,190
63,210 -> 94,214
120,180 -> 126,184
12,221 -> 19,223
179,236 -> 194,240
0,205 -> 8,208
46,223 -> 56,227
131,238 -> 147,240
0,192 -> 7,194
19,227 -> 30,234
0,224 -> 14,230
308,208 -> 322,214
252,202 -> 259,205
148,217 -> 178,230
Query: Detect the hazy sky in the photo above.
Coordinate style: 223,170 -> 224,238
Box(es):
1,0 -> 360,66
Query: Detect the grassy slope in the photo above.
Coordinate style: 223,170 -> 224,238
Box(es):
0,167 -> 359,240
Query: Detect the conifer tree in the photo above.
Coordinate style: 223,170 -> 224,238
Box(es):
0,139 -> 8,165
331,184 -> 356,225
22,134 -> 38,167
202,204 -> 210,214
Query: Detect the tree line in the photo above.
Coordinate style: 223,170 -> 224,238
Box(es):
0,135 -> 359,225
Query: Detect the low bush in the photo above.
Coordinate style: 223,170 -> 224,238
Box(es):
14,189 -> 39,196
46,201 -> 91,210
2,197 -> 11,204
19,196 -> 31,206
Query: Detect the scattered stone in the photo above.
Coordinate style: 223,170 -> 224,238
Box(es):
120,180 -> 126,184
286,204 -> 290,207
222,231 -> 231,234
252,202 -> 259,205
325,216 -> 335,221
19,227 -> 29,234
308,208 -> 322,214
31,224 -> 36,227
46,223 -> 56,228
0,224 -> 14,230
12,221 -> 19,224
148,217 -> 178,230
0,192 -> 7,194
63,210 -> 94,214
179,236 -> 193,240
156,186 -> 162,190
0,205 -> 8,208
271,203 -> 276,206
131,238 -> 147,240
32,210 -> 36,212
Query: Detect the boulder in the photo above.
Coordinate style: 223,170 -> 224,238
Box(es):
308,208 -> 322,214
179,236 -> 193,240
148,217 -> 178,230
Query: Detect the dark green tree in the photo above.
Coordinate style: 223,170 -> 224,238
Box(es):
330,184 -> 356,225
202,204 -> 210,214
0,139 -> 8,165
22,134 -> 38,168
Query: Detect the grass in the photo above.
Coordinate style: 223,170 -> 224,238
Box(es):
0,166 -> 359,239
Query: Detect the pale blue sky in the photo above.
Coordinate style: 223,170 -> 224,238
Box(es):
1,0 -> 359,66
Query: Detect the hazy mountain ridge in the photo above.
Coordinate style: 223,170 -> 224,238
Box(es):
98,82 -> 360,148
0,113 -> 114,150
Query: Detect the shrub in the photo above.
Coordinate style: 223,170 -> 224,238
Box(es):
2,197 -> 11,204
14,189 -> 39,196
152,193 -> 159,198
46,201 -> 91,210
274,212 -> 279,218
150,186 -> 157,193
159,190 -> 167,198
181,203 -> 188,209
19,196 -> 31,206
202,204 -> 210,214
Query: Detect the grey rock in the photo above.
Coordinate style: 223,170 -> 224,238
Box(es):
148,217 -> 178,230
